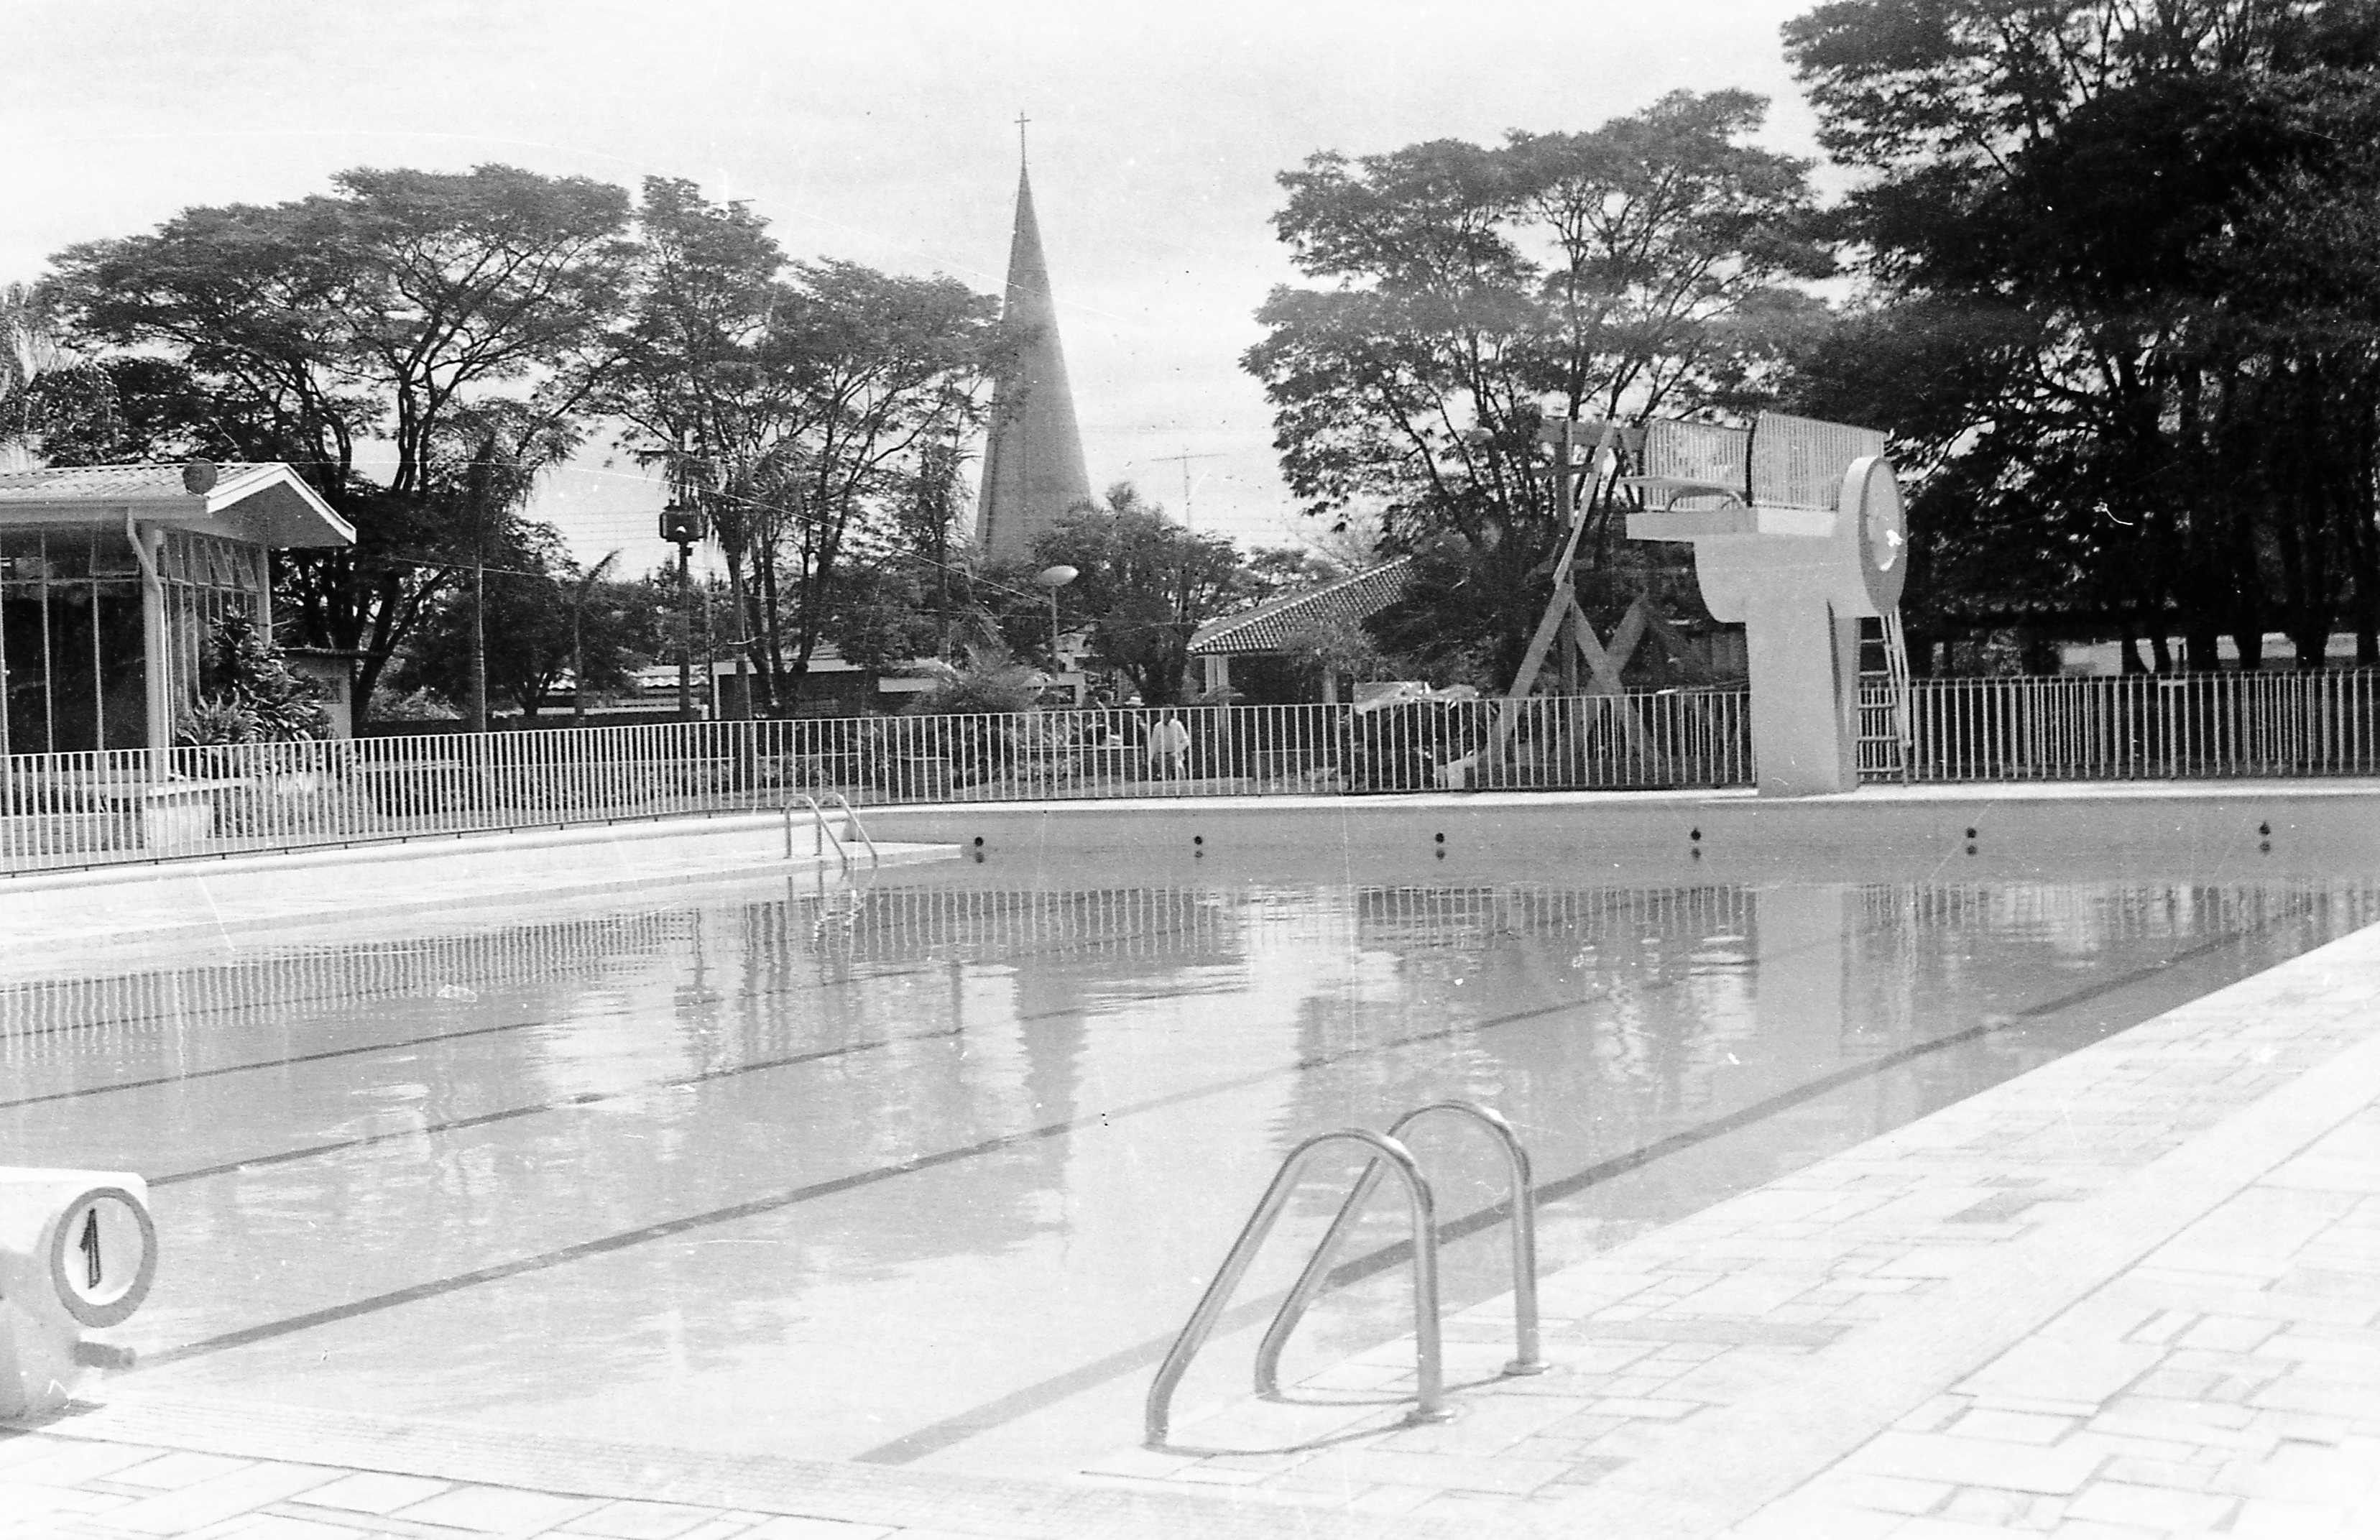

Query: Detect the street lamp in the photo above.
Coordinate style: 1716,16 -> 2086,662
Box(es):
1034,564 -> 1079,686
659,501 -> 708,721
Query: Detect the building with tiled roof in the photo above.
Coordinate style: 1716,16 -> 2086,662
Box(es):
1187,557 -> 1413,701
1190,557 -> 1413,655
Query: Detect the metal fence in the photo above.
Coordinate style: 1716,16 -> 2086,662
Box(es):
0,693 -> 1751,875
1873,670 -> 2380,783
6,670 -> 2378,875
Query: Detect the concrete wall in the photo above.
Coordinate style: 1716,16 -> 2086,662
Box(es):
856,783 -> 2380,888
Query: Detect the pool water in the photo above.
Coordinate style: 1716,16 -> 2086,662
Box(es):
5,857 -> 2376,1478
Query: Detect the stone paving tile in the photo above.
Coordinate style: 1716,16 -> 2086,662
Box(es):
648,1521 -> 765,1540
387,1486 -> 608,1534
287,1474 -> 456,1517
0,1434 -> 91,1472
1723,1500 -> 1909,1539
211,1518 -> 369,1540
555,1500 -> 740,1539
1841,1431 -> 2110,1495
1945,1407 -> 2077,1445
2064,1480 -> 2240,1531
6,1441 -> 180,1488
0,1479 -> 137,1521
736,1519 -> 895,1540
94,1462 -> 346,1536
111,1452 -> 267,1491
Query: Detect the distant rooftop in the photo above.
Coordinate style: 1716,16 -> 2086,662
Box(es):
1190,558 -> 1414,656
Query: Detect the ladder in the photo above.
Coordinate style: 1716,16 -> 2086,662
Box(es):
1858,610 -> 1915,783
781,791 -> 880,872
1145,1100 -> 1543,1447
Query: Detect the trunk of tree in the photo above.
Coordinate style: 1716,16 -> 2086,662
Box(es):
757,540 -> 788,716
2183,621 -> 2220,673
721,548 -> 749,719
2348,383 -> 2380,665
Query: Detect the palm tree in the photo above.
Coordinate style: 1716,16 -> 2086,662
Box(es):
566,550 -> 623,727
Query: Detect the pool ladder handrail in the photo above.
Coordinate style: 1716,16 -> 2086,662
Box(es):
1256,1099 -> 1543,1396
1144,1099 -> 1543,1448
1146,1128 -> 1447,1447
824,792 -> 881,869
782,793 -> 880,872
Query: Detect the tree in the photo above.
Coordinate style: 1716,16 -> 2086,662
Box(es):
42,165 -> 634,716
392,523 -> 654,719
178,612 -> 331,744
605,180 -> 1005,713
821,559 -> 942,671
1780,1 -> 2380,668
1245,93 -> 1828,688
1027,485 -> 1253,706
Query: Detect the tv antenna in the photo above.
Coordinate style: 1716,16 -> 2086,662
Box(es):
1153,450 -> 1226,525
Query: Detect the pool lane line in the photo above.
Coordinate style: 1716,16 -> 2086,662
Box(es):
133,995 -> 1600,1370
132,980 -> 1250,1188
0,899 -> 1237,1100
129,896 -> 2325,1374
847,897 -> 2328,1465
145,1023 -> 971,1188
0,880 -> 1229,1042
0,1011 -> 590,1114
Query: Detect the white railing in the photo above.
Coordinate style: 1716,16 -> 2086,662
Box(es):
8,672 -> 2373,875
0,693 -> 1753,875
1883,670 -> 2380,783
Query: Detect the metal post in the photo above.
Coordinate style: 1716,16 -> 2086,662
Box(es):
1552,419 -> 1579,697
675,538 -> 693,722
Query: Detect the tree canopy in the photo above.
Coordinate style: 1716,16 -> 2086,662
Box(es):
1025,485 -> 1253,706
604,178 -> 1007,713
1782,0 -> 2380,669
1245,91 -> 1827,688
393,525 -> 659,719
11,165 -> 1011,722
34,165 -> 635,712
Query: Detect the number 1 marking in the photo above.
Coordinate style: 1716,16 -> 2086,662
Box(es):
78,1209 -> 101,1291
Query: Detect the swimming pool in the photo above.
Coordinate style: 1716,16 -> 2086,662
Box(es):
6,850 -> 2376,1480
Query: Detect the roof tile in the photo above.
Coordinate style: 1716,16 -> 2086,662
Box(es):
1190,558 -> 1415,655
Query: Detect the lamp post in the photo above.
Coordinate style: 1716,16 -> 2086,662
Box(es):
1034,563 -> 1079,696
659,501 -> 708,721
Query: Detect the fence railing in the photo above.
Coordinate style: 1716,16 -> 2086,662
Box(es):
0,693 -> 1751,875
1871,670 -> 2380,783
5,670 -> 2376,875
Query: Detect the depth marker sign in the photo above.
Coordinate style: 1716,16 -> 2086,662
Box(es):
52,1186 -> 156,1327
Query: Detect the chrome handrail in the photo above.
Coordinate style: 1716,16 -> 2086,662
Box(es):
1145,1128 -> 1449,1447
782,793 -> 852,870
1255,1099 -> 1543,1395
821,790 -> 880,870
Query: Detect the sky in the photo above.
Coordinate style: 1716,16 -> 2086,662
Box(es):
3,0 -> 1834,569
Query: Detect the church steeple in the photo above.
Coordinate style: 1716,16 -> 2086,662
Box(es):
975,126 -> 1092,560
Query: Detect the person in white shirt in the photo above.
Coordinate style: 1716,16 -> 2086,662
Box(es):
1146,713 -> 1191,779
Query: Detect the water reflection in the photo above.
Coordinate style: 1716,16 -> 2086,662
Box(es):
4,870 -> 2374,1472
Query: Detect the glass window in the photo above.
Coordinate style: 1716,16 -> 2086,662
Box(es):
90,527 -> 140,577
0,527 -> 46,583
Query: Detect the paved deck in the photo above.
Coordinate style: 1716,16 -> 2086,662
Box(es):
6,890 -> 2378,1538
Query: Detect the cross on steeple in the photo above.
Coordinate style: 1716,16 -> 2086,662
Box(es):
1016,111 -> 1030,165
